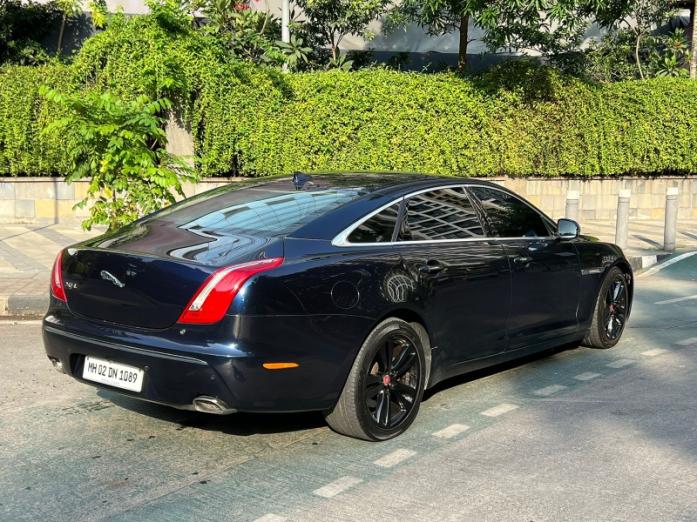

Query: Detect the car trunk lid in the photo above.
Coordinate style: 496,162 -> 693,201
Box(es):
61,249 -> 214,329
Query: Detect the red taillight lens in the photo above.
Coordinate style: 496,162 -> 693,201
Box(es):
51,250 -> 67,302
177,257 -> 284,325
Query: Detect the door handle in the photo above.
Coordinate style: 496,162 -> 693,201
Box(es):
418,260 -> 444,274
512,255 -> 533,265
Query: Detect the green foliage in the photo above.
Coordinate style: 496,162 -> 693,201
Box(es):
276,35 -> 313,70
195,68 -> 697,178
296,0 -> 391,60
40,88 -> 196,230
87,0 -> 108,29
0,0 -> 61,65
386,0 -> 633,69
592,0 -> 679,80
587,28 -> 690,82
0,64 -> 75,174
2,12 -> 697,183
649,29 -> 690,78
194,0 -> 280,63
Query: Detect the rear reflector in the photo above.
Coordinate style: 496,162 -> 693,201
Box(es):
51,250 -> 67,302
263,362 -> 300,370
177,257 -> 283,325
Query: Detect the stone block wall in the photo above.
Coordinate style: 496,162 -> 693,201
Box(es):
490,176 -> 697,221
0,175 -> 695,225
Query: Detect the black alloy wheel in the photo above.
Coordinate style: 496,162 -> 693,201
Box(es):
365,334 -> 420,429
602,277 -> 628,341
583,267 -> 630,349
325,318 -> 427,441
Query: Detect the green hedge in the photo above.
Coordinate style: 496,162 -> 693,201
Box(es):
0,63 -> 75,175
211,71 -> 697,178
1,14 -> 697,178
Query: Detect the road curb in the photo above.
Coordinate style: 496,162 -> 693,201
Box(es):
626,253 -> 674,272
0,294 -> 48,319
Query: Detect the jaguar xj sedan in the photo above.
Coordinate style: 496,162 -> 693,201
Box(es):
43,173 -> 633,440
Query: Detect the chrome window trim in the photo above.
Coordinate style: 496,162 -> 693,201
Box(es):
331,183 -> 557,247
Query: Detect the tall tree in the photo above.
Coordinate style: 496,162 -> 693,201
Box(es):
594,0 -> 677,80
387,0 -> 632,72
386,0 -> 483,71
295,0 -> 391,61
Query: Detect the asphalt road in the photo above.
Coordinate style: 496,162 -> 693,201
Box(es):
2,254 -> 697,521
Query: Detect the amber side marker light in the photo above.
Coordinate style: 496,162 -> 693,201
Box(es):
262,362 -> 300,370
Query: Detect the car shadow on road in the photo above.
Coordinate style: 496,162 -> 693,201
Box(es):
97,389 -> 327,436
97,343 -> 578,437
423,343 -> 577,402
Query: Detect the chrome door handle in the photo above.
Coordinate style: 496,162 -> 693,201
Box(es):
512,255 -> 533,265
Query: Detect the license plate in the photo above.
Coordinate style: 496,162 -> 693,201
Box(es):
82,356 -> 144,392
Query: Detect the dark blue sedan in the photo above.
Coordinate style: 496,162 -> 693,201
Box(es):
43,173 -> 632,440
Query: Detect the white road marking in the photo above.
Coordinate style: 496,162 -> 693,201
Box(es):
676,337 -> 697,346
254,515 -> 287,522
606,359 -> 635,368
533,384 -> 568,397
432,423 -> 470,439
574,372 -> 601,381
640,251 -> 697,278
655,294 -> 697,305
641,348 -> 668,357
373,448 -> 416,468
313,476 -> 363,498
480,403 -> 518,417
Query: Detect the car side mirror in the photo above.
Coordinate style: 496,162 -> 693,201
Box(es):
557,218 -> 580,239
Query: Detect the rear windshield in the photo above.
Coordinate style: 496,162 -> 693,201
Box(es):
163,184 -> 367,236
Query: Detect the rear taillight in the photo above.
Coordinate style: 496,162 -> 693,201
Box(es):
51,250 -> 67,302
177,257 -> 284,325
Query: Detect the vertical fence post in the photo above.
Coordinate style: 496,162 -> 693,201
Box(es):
565,190 -> 579,221
615,189 -> 630,250
664,186 -> 679,252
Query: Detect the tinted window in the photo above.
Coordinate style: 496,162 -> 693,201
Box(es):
175,188 -> 364,237
468,187 -> 549,238
399,187 -> 484,241
348,202 -> 400,243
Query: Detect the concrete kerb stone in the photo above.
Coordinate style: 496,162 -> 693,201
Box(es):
1,294 -> 49,318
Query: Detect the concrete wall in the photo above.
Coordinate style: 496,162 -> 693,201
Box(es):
1,176 -> 695,225
491,177 -> 697,221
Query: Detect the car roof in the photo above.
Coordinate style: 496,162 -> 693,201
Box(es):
136,172 -> 505,243
268,172 -> 500,195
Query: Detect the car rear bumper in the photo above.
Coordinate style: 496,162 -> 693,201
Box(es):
43,325 -> 239,413
42,311 -> 374,414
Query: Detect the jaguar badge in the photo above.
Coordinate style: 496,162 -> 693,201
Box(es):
100,270 -> 125,288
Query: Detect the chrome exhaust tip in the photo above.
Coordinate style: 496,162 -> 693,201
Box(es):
48,357 -> 65,374
192,396 -> 236,415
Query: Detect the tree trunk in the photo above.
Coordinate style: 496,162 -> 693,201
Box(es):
57,13 -> 67,54
691,0 -> 697,79
458,13 -> 469,72
634,31 -> 645,80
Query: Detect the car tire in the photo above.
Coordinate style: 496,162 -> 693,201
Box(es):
325,318 -> 427,441
582,267 -> 630,349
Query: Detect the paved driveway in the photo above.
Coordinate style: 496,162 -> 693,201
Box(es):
1,256 -> 696,521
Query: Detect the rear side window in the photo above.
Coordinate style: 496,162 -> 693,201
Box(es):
347,202 -> 401,243
178,189 -> 364,237
399,187 -> 484,241
468,186 -> 549,238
